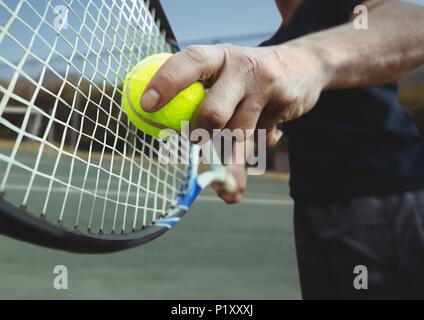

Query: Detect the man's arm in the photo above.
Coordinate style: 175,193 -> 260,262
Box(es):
286,0 -> 424,89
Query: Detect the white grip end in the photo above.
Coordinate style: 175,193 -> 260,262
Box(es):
223,172 -> 237,193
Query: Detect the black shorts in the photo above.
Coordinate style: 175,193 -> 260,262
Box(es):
294,190 -> 424,299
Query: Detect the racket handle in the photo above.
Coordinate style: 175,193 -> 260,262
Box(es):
194,140 -> 238,193
197,167 -> 238,192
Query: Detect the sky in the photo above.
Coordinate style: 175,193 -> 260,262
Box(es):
160,0 -> 282,47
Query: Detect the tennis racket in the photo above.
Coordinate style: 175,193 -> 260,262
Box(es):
0,0 -> 236,253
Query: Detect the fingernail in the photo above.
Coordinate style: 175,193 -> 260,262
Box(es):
140,89 -> 160,112
276,129 -> 284,140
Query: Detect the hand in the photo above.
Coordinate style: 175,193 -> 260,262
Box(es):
140,43 -> 327,202
212,163 -> 248,204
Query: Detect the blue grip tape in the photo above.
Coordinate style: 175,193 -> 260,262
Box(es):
178,181 -> 202,208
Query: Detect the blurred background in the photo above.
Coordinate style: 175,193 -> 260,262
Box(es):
162,0 -> 281,47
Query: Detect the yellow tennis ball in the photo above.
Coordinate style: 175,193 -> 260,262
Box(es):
122,52 -> 206,137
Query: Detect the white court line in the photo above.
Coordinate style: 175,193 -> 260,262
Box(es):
4,184 -> 293,206
199,195 -> 293,206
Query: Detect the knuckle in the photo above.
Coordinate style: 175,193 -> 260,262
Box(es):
238,53 -> 276,93
216,42 -> 235,54
256,61 -> 278,88
183,45 -> 209,64
294,105 -> 305,119
289,99 -> 305,119
247,100 -> 264,114
280,110 -> 291,123
241,54 -> 261,76
280,104 -> 303,123
155,69 -> 178,91
200,102 -> 227,128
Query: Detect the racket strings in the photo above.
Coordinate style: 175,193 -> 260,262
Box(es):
0,0 -> 188,234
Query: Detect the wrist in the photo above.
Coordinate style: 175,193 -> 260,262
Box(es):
274,39 -> 336,91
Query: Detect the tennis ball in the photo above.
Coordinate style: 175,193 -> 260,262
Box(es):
122,52 -> 206,137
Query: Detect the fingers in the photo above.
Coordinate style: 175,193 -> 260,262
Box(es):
211,99 -> 261,204
210,98 -> 265,204
212,163 -> 247,204
266,126 -> 284,148
141,45 -> 225,112
226,98 -> 283,149
191,71 -> 245,133
256,104 -> 285,147
225,97 -> 264,133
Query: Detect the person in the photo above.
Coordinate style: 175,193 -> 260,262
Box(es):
140,0 -> 424,299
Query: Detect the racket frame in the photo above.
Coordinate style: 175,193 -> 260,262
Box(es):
0,0 -> 236,253
0,141 -> 235,253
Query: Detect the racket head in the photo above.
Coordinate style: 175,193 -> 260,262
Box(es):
0,0 -> 198,253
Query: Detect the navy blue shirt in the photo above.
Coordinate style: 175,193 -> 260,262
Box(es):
262,0 -> 424,202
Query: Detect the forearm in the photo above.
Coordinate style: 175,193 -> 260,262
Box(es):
276,0 -> 424,89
